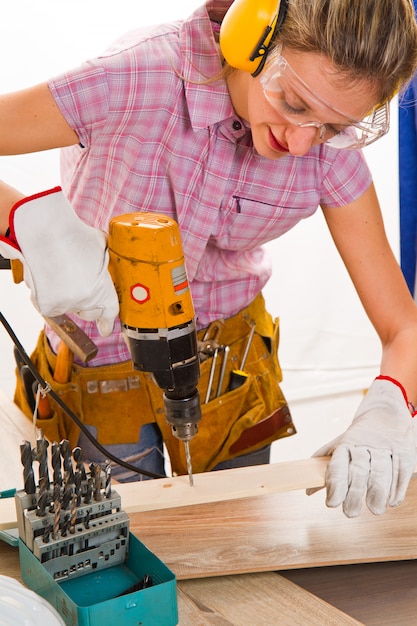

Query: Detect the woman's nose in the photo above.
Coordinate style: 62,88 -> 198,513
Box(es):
285,125 -> 319,156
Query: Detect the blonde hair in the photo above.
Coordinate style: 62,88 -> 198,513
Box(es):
274,0 -> 417,102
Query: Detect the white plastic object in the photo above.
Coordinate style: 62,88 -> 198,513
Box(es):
0,575 -> 65,625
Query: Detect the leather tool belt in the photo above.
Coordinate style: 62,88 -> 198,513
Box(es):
14,293 -> 296,475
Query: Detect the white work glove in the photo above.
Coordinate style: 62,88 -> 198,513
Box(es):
0,186 -> 119,337
308,377 -> 417,517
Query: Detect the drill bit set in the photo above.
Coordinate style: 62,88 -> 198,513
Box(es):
14,436 -> 178,625
15,437 -> 129,582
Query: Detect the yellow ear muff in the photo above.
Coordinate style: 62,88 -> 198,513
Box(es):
219,0 -> 288,76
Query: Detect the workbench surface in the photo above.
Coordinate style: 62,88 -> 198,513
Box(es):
2,388 -> 417,624
3,538 -> 417,624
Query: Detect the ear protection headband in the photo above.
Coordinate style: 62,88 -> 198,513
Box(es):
219,0 -> 289,77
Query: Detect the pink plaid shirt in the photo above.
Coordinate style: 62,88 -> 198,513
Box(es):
47,0 -> 372,365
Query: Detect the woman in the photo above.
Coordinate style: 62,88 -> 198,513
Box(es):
0,0 -> 417,517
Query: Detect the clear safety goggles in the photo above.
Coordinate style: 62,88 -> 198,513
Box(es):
260,45 -> 390,150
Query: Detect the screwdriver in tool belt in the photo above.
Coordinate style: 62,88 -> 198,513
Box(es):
228,324 -> 256,391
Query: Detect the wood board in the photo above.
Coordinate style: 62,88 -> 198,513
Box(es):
0,385 -> 331,527
177,573 -> 362,625
4,468 -> 417,580
0,457 -> 330,530
127,476 -> 417,579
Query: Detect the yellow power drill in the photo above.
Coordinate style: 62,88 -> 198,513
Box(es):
108,213 -> 201,485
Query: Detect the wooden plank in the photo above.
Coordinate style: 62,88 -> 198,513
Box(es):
0,455 -> 329,530
0,386 -> 331,527
127,476 -> 417,579
114,457 -> 329,513
0,457 -> 329,530
6,474 -> 417,580
178,574 -> 362,626
176,588 -> 221,626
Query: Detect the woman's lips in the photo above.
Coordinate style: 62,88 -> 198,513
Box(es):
269,128 -> 289,153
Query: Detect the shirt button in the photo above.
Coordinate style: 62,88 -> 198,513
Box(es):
232,120 -> 242,131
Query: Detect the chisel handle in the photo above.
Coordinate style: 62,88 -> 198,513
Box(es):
53,341 -> 73,384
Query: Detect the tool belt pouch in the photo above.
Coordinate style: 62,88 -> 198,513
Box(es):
157,294 -> 296,475
14,331 -> 156,449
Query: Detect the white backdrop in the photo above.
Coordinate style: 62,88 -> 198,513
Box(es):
0,1 -> 399,459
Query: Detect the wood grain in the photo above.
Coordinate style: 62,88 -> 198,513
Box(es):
178,573 -> 362,626
127,476 -> 417,579
0,458 -> 330,530
113,456 -> 329,512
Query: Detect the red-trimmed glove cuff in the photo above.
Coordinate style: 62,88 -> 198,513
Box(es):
376,375 -> 417,417
1,186 -> 62,250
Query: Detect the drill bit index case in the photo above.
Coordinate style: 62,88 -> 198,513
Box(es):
15,439 -> 178,626
15,487 -> 130,581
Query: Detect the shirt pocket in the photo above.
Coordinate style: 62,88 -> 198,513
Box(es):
214,195 -> 308,250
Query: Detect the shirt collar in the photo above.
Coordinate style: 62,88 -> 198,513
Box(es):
179,1 -> 237,131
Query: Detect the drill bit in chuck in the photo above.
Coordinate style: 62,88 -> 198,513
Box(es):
164,389 -> 200,487
184,441 -> 194,487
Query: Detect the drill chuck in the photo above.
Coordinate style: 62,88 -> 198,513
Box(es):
164,388 -> 201,442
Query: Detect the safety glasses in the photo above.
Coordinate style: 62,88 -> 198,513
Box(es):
260,45 -> 390,150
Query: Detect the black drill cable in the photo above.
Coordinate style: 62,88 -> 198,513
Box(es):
0,310 -> 164,479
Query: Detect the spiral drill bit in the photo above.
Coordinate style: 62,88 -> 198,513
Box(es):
62,484 -> 72,510
36,476 -> 49,517
105,460 -> 112,499
61,513 -> 70,537
84,477 -> 93,505
43,524 -> 52,544
90,463 -> 102,501
74,470 -> 83,506
51,442 -> 62,487
70,494 -> 77,534
72,446 -> 87,481
20,441 -> 36,495
184,441 -> 194,487
52,484 -> 61,540
60,439 -> 74,485
36,437 -> 50,489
